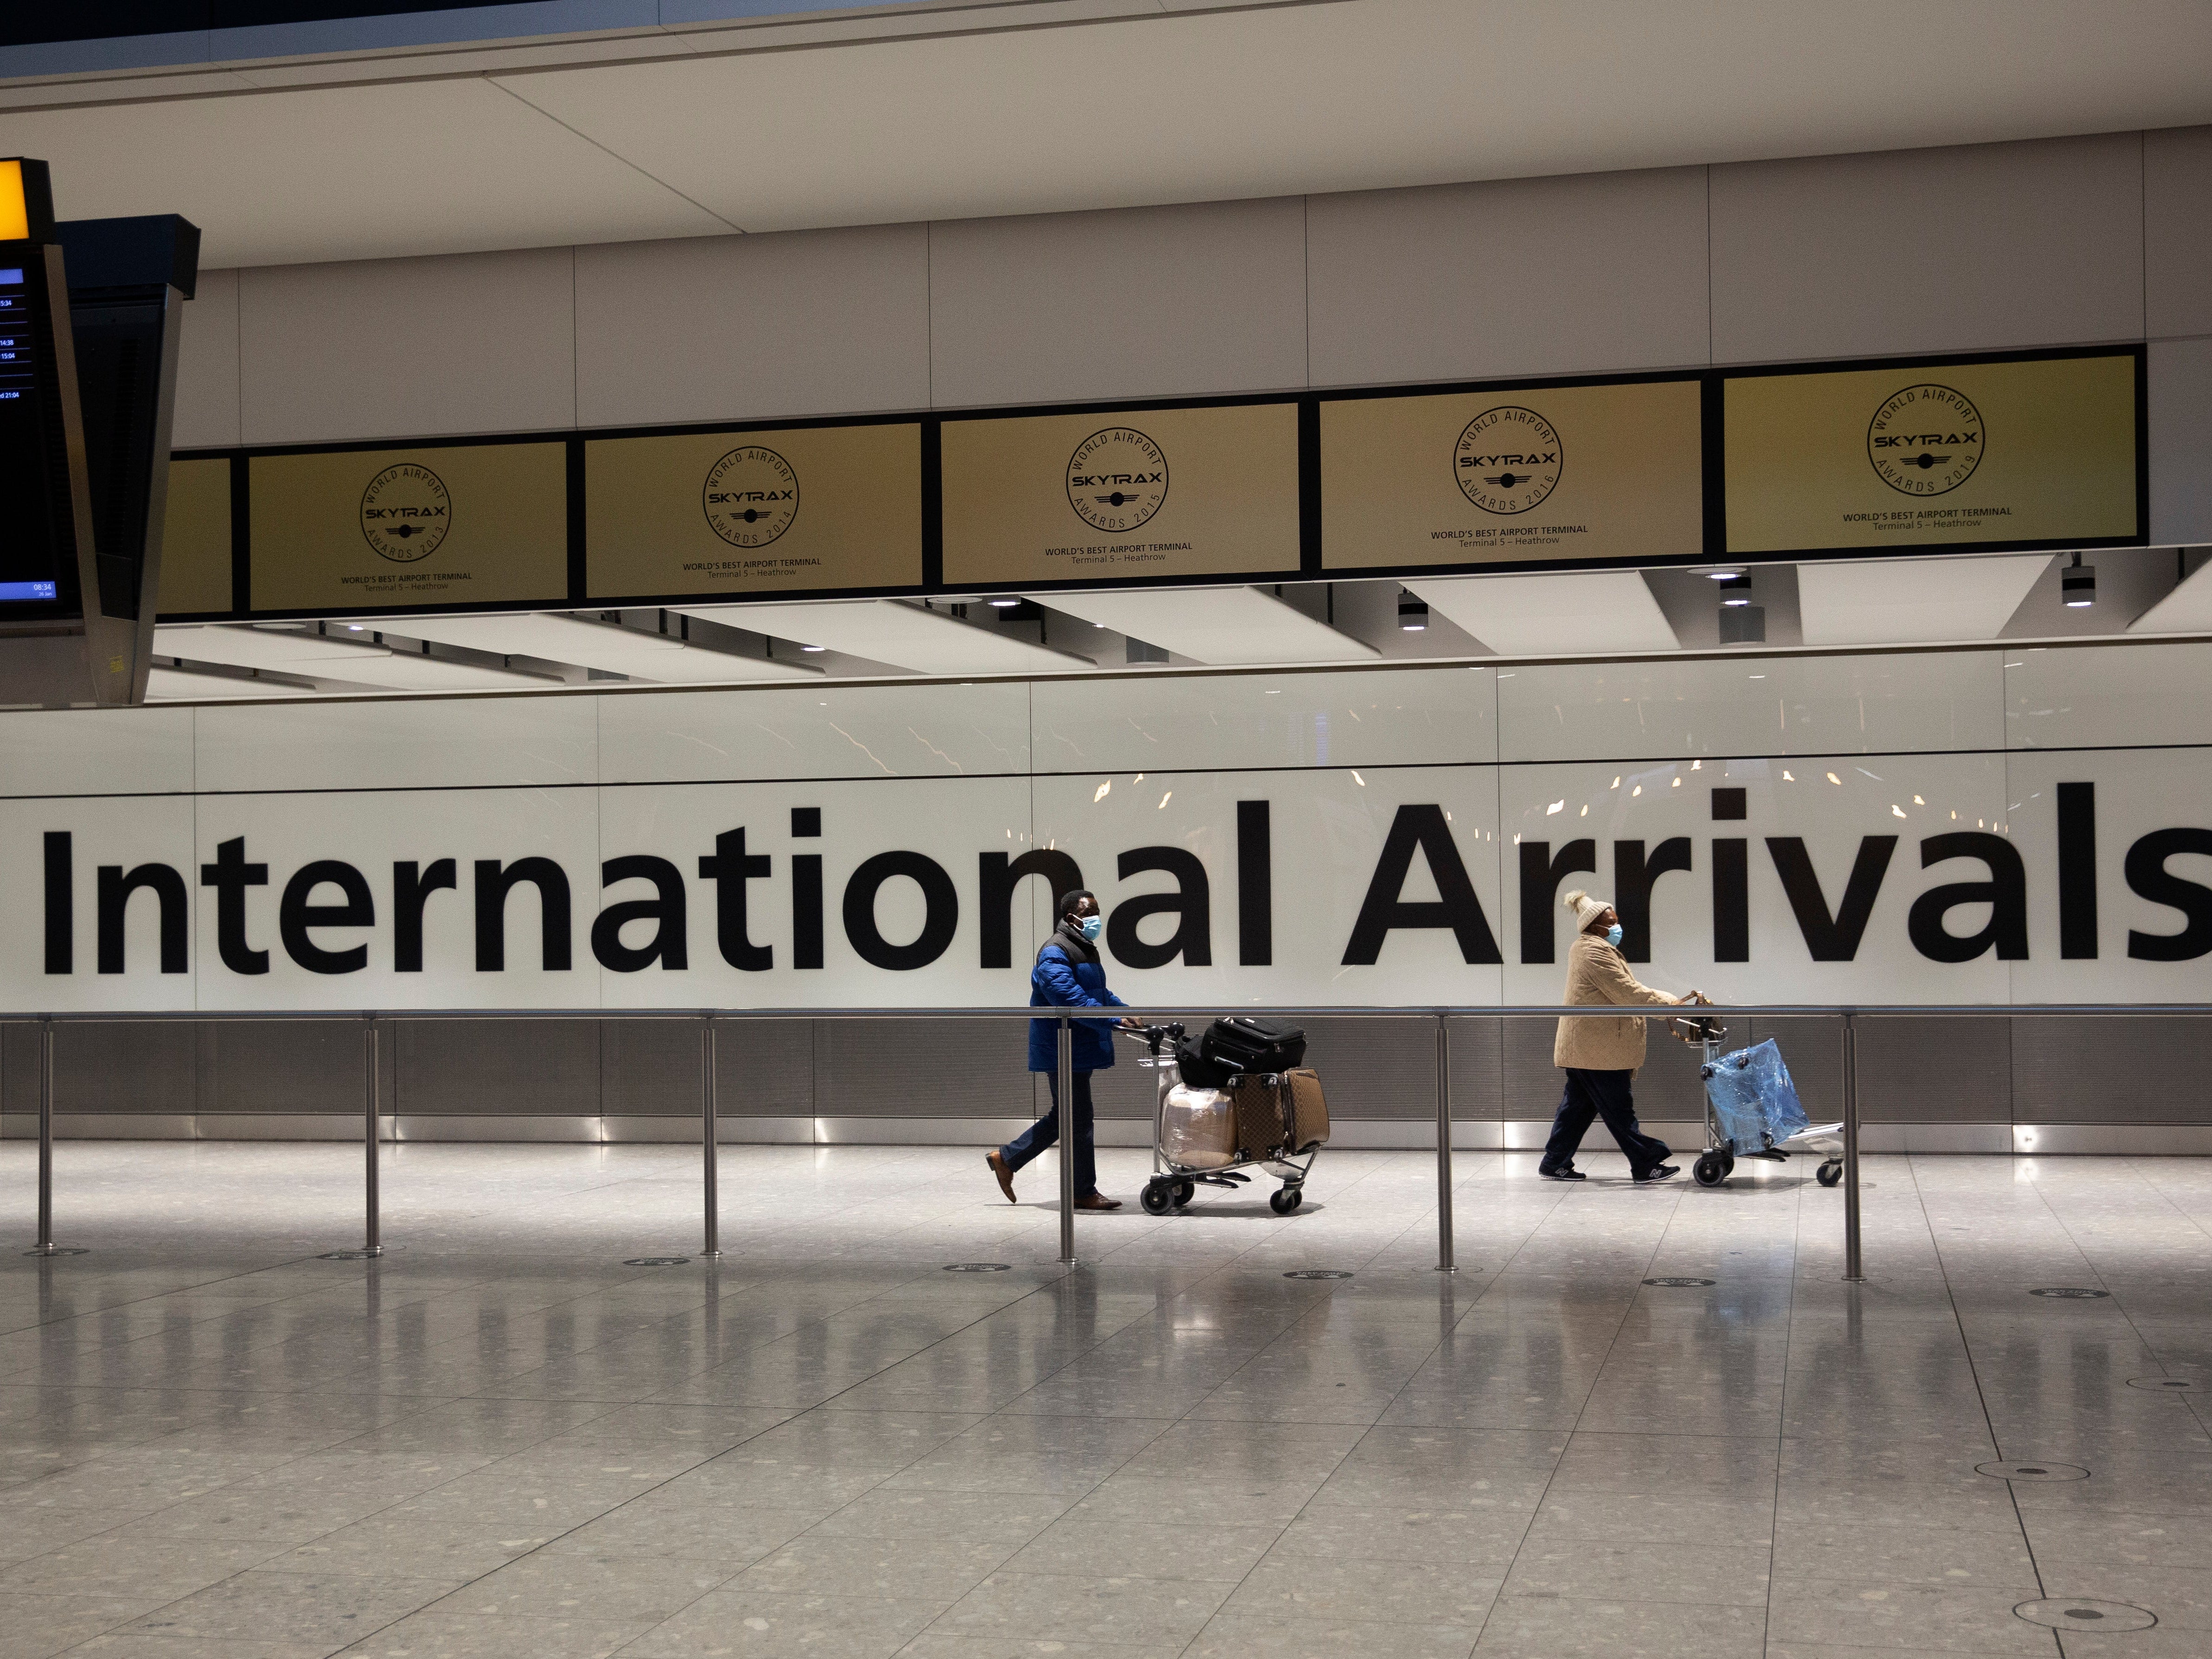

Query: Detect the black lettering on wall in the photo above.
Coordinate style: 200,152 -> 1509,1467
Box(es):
1614,837 -> 1692,962
697,830 -> 770,971
594,855 -> 689,973
1237,801 -> 1273,966
2057,782 -> 2099,959
1518,838 -> 1596,964
474,857 -> 573,972
1765,836 -> 1896,961
978,849 -> 1083,970
280,861 -> 374,975
1712,789 -> 1748,963
43,831 -> 70,974
1343,804 -> 1502,966
792,808 -> 823,970
843,851 -> 958,970
2125,828 -> 2212,961
1109,847 -> 1213,970
393,860 -> 456,973
199,836 -> 270,976
96,863 -> 187,974
1907,832 -> 2028,963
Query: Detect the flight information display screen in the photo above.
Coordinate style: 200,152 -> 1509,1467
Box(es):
0,257 -> 77,615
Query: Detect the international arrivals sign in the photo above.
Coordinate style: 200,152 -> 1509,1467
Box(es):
11,749 -> 2208,1011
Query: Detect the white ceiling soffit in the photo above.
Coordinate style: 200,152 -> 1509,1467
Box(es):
1407,572 -> 1679,657
668,599 -> 1093,676
4,1 -> 2210,265
2128,561 -> 2212,634
1796,554 -> 2052,645
391,613 -> 818,683
1032,587 -> 1378,666
153,624 -> 556,691
146,666 -> 298,700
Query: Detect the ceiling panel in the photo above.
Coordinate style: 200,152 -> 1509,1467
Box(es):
156,624 -> 558,690
2129,561 -> 2212,634
146,666 -> 300,700
1032,586 -> 1376,666
2,2 -> 2207,266
393,613 -> 819,683
1408,572 -> 1679,657
670,599 -> 1093,675
1796,554 -> 2052,645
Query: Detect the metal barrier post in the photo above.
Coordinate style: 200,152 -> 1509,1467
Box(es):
701,1016 -> 721,1260
1434,1014 -> 1455,1273
1057,1015 -> 1077,1267
362,1015 -> 383,1258
32,1016 -> 58,1257
1841,1009 -> 1862,1282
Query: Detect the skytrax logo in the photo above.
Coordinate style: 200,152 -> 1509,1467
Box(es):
1867,384 -> 1984,496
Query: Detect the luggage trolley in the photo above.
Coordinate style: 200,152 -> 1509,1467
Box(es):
1125,1022 -> 1325,1217
1669,1016 -> 1846,1189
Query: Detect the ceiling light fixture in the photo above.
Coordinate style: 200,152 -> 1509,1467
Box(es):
2062,552 -> 2096,608
800,643 -> 825,653
1717,574 -> 1753,607
987,596 -> 1020,608
1397,589 -> 1428,631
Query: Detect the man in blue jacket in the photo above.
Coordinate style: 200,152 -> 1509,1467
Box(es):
987,888 -> 1132,1210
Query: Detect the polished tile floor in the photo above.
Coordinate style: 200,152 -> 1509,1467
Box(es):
2,1139 -> 2209,1659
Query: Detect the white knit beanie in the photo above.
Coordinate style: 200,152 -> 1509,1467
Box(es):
1561,889 -> 1612,933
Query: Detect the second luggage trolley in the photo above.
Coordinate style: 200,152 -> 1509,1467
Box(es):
1669,1016 -> 1845,1189
1124,1021 -> 1329,1216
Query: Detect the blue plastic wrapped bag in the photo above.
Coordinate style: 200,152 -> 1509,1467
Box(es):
1701,1039 -> 1809,1152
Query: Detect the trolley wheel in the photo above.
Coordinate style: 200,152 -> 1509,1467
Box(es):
1270,1187 -> 1304,1215
1140,1180 -> 1174,1216
1816,1161 -> 1843,1188
1693,1153 -> 1727,1187
1171,1179 -> 1196,1208
1721,1152 -> 1736,1179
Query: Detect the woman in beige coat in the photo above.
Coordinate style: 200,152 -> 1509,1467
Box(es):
1541,888 -> 1703,1182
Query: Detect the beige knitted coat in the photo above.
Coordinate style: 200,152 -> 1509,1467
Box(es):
1553,928 -> 1682,1071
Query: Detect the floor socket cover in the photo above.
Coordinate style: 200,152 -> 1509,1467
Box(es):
25,1246 -> 91,1257
1283,1270 -> 1354,1280
2127,1377 -> 2196,1391
624,1256 -> 690,1266
1645,1276 -> 1718,1287
1978,1461 -> 2090,1481
944,1263 -> 1012,1272
317,1250 -> 380,1261
2028,1287 -> 2110,1298
2014,1599 -> 2156,1632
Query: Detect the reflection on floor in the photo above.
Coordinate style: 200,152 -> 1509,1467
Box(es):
1,1141 -> 2208,1658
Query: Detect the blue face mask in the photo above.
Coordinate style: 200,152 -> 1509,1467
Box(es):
1079,915 -> 1103,942
1605,924 -> 1624,949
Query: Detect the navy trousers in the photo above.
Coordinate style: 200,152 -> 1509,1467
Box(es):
1541,1067 -> 1671,1177
1002,1072 -> 1097,1199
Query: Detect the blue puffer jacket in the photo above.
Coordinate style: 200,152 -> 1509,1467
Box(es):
1028,929 -> 1125,1072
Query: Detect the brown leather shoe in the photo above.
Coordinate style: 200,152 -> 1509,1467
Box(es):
985,1150 -> 1017,1204
1074,1192 -> 1122,1211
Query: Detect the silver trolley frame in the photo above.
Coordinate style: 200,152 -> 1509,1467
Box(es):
1126,1022 -> 1320,1216
1672,1015 -> 1846,1189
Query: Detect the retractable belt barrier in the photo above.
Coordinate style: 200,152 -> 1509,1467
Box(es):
12,1004 -> 2210,1278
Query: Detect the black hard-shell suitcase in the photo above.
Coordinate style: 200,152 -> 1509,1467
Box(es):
1200,1017 -> 1306,1076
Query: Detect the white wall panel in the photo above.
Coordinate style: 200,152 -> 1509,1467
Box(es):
0,706 -> 197,797
596,681 -> 1029,785
1029,666 -> 1496,775
2009,747 -> 2212,1004
2149,337 -> 2212,549
2145,124 -> 2212,340
927,198 -> 1306,409
1710,134 -> 2145,364
192,786 -> 602,1011
575,225 -> 930,429
193,697 -> 598,793
1306,167 -> 1709,387
596,777 -> 1033,1009
2007,640 -> 2212,751
1499,754 -> 2012,1009
239,248 -> 578,445
1032,764 -> 1504,1010
171,268 -> 240,451
0,796 -> 199,1010
1497,651 -> 2005,765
